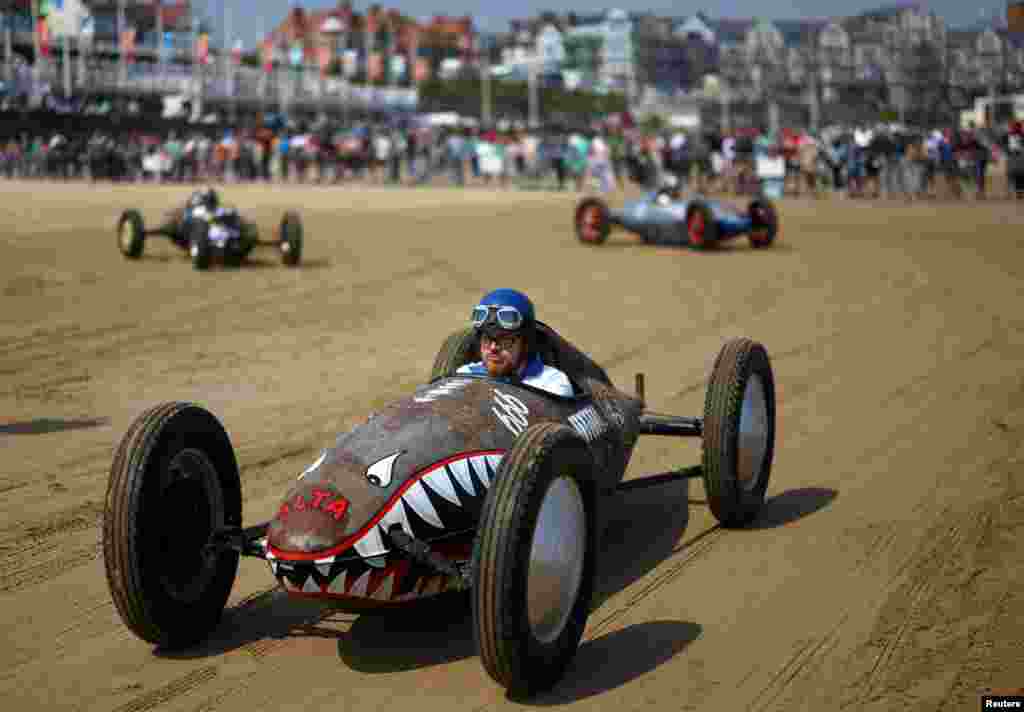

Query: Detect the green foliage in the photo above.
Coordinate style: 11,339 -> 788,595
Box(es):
639,113 -> 667,133
415,77 -> 626,121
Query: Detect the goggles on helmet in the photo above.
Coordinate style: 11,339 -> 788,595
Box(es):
471,304 -> 525,331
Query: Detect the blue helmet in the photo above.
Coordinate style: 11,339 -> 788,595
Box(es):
471,288 -> 537,345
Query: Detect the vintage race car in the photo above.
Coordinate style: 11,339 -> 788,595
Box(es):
575,190 -> 779,249
103,323 -> 776,697
116,203 -> 303,270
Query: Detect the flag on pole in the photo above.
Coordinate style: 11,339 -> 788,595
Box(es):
414,57 -> 430,82
121,27 -> 136,64
232,39 -> 243,65
318,45 -> 330,77
37,17 -> 50,58
261,39 -> 274,73
196,33 -> 210,64
368,51 -> 383,81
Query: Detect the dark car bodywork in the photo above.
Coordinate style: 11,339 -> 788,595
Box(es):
264,324 -> 644,605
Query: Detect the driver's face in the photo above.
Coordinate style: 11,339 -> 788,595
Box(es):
480,333 -> 525,377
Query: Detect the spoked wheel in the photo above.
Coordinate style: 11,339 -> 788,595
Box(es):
472,423 -> 596,698
117,209 -> 146,259
685,201 -> 717,249
103,402 -> 242,648
574,198 -> 610,245
701,338 -> 776,527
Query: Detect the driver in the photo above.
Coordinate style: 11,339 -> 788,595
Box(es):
186,187 -> 221,220
655,174 -> 682,205
456,289 -> 574,397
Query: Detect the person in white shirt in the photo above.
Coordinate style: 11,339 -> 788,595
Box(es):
456,289 -> 574,398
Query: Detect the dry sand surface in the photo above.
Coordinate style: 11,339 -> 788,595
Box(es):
1,181 -> 1022,711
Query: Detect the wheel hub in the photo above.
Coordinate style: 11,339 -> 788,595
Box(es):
737,373 -> 769,491
157,448 -> 225,603
527,475 -> 587,644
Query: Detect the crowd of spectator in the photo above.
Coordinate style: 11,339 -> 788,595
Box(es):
2,113 -> 1023,201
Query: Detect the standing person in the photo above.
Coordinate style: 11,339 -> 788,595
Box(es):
446,129 -> 466,186
797,133 -> 820,198
587,131 -> 615,192
971,127 -> 993,200
1004,121 -> 1024,199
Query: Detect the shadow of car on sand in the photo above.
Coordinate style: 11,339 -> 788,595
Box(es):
157,474 -> 836,698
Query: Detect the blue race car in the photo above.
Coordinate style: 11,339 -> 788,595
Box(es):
574,184 -> 778,250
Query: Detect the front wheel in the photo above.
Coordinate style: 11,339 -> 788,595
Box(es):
117,209 -> 146,259
748,198 -> 778,248
574,198 -> 610,245
472,422 -> 597,698
701,338 -> 776,527
189,220 -> 212,270
103,402 -> 243,648
279,211 -> 303,266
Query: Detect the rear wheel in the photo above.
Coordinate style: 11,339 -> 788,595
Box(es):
701,338 -> 776,527
279,211 -> 303,266
685,201 -> 717,248
472,422 -> 596,697
429,328 -> 479,382
103,402 -> 242,648
117,209 -> 146,259
574,198 -> 610,245
748,198 -> 778,248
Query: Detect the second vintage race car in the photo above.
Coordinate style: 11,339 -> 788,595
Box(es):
575,183 -> 779,249
103,323 -> 776,697
116,191 -> 304,270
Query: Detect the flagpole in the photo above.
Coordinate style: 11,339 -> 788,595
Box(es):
31,0 -> 39,81
118,0 -> 126,88
156,0 -> 163,77
62,29 -> 70,98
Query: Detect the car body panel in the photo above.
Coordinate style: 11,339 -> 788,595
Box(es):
265,335 -> 644,605
611,192 -> 754,244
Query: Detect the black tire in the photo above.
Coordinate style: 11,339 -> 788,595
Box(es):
428,327 -> 479,382
279,211 -> 303,266
117,209 -> 146,259
684,200 -> 717,248
574,197 -> 610,245
748,198 -> 778,248
701,338 -> 776,527
103,402 -> 243,649
472,422 -> 597,697
239,220 -> 259,260
189,220 -> 212,271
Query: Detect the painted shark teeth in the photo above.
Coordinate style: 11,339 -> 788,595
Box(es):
447,458 -> 477,496
370,573 -> 394,601
328,570 -> 348,594
402,481 -> 444,529
302,577 -> 321,594
422,467 -> 461,506
353,523 -> 387,558
377,495 -> 412,535
347,570 -> 370,597
469,455 -> 491,488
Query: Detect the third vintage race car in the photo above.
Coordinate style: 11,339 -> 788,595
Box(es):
103,323 -> 776,697
116,195 -> 304,270
575,186 -> 779,250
